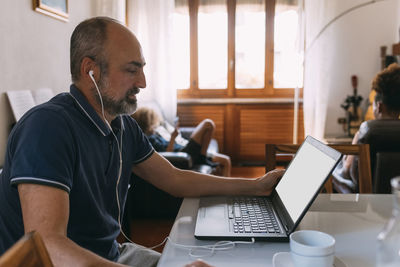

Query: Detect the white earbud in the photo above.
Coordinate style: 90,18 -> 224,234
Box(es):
88,70 -> 94,80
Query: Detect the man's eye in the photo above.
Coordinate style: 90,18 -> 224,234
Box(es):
126,68 -> 138,73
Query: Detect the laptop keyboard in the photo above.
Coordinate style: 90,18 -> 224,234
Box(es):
229,197 -> 281,234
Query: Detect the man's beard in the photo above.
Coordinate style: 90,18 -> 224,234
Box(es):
95,77 -> 139,117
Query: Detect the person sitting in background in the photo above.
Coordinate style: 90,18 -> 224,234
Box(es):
132,106 -> 231,176
333,63 -> 400,192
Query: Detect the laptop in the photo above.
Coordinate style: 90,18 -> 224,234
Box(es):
194,136 -> 342,241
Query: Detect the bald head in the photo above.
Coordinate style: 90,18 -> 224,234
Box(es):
70,16 -> 140,83
102,21 -> 144,69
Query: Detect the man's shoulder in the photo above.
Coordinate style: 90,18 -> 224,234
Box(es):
42,92 -> 75,112
11,93 -> 77,139
24,92 -> 73,118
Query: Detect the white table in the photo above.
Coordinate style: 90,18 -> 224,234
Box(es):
157,194 -> 393,267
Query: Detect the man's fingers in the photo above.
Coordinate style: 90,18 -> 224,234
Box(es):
268,169 -> 285,180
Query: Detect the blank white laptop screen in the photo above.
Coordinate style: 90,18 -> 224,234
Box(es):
275,142 -> 337,222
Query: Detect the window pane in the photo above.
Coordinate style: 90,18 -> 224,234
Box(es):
274,0 -> 303,88
235,0 -> 265,89
173,0 -> 190,89
198,0 -> 227,89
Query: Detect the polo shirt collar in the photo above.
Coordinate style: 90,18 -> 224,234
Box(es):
70,84 -> 124,136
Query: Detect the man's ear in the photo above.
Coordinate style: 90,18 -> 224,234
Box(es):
81,57 -> 98,80
377,101 -> 384,114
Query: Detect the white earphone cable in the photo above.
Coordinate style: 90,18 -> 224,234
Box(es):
150,236 -> 256,258
89,71 -> 110,129
89,72 -> 255,256
89,71 -> 133,243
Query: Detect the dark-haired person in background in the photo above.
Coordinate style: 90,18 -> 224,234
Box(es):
333,63 -> 400,192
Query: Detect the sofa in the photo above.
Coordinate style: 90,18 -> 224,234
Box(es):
135,101 -> 218,174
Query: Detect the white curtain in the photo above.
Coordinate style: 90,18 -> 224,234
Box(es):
94,0 -> 126,24
303,0 -> 371,140
303,0 -> 332,140
126,0 -> 177,123
303,0 -> 368,140
293,0 -> 305,143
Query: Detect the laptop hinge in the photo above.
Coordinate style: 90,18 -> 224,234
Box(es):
283,223 -> 289,234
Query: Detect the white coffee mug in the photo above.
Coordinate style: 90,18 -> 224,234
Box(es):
290,230 -> 335,267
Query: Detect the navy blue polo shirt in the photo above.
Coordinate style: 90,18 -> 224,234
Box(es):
0,85 -> 154,261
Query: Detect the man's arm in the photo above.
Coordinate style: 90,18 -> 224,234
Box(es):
18,184 -> 126,267
132,152 -> 284,198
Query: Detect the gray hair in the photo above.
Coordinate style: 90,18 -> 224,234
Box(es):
70,16 -> 119,83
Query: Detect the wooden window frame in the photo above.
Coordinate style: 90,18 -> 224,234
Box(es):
177,0 -> 302,99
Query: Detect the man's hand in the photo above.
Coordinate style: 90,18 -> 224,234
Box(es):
184,259 -> 214,267
256,169 -> 285,196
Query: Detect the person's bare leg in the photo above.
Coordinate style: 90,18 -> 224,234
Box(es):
212,153 -> 231,176
190,119 -> 215,155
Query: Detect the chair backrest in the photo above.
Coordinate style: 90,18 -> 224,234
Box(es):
373,152 -> 400,193
0,231 -> 53,267
357,120 -> 400,193
265,143 -> 372,193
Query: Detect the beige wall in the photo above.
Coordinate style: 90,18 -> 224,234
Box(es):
0,0 -> 96,166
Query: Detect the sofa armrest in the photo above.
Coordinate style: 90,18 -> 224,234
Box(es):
159,151 -> 193,169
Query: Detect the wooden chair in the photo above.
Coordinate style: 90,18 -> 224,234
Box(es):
0,231 -> 53,267
357,119 -> 400,193
265,143 -> 372,193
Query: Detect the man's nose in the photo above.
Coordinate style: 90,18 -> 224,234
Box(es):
136,69 -> 146,89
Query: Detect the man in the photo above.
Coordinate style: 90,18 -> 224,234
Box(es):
0,17 -> 284,267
